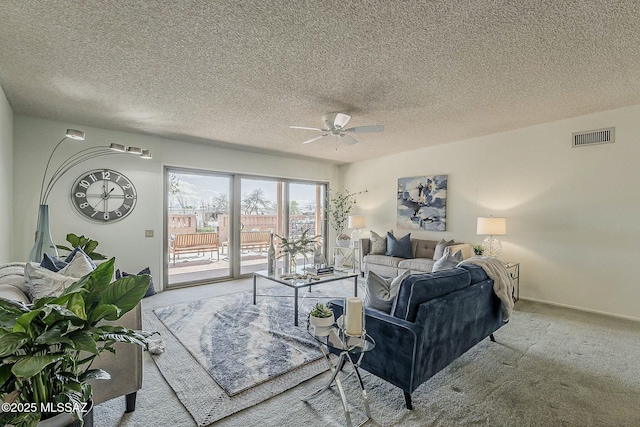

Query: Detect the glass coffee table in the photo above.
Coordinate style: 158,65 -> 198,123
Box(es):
303,325 -> 375,427
252,269 -> 359,326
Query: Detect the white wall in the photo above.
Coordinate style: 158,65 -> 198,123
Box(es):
12,116 -> 340,290
0,86 -> 13,263
341,104 -> 640,321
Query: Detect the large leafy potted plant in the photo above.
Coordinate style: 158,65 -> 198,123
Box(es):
0,258 -> 154,426
55,233 -> 107,261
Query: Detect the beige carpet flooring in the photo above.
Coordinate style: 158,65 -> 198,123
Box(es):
93,278 -> 640,427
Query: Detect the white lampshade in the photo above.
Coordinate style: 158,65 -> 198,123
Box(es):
476,217 -> 506,235
348,215 -> 366,229
477,217 -> 506,257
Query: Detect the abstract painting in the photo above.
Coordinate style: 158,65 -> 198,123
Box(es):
397,175 -> 447,231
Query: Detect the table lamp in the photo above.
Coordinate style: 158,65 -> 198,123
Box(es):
476,216 -> 506,257
348,215 -> 366,243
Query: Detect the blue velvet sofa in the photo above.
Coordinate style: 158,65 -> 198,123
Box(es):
329,264 -> 505,409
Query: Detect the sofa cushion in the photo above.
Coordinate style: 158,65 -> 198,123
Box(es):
397,258 -> 435,272
414,239 -> 439,259
116,267 -> 157,298
457,263 -> 490,284
364,270 -> 410,313
385,232 -> 412,258
433,239 -> 455,260
59,252 -> 95,278
25,263 -> 79,300
392,267 -> 471,322
65,246 -> 97,269
41,253 -> 68,272
369,230 -> 387,255
432,248 -> 464,272
363,254 -> 403,268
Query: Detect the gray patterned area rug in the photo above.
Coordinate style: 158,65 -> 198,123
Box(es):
145,280 -> 354,426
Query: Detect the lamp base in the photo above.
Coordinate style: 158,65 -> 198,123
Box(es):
482,236 -> 502,257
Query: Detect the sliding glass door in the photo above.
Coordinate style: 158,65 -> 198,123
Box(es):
165,167 -> 327,287
166,170 -> 232,286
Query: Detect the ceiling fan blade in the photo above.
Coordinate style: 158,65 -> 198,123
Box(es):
290,126 -> 326,132
333,113 -> 351,128
301,135 -> 327,144
344,125 -> 384,133
339,134 -> 358,145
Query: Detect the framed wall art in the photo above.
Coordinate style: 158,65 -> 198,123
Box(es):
397,175 -> 447,231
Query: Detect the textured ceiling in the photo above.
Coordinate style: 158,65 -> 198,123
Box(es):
1,1 -> 640,164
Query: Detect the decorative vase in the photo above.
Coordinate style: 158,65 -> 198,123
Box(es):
267,232 -> 276,275
336,233 -> 351,248
289,256 -> 297,273
29,204 -> 58,262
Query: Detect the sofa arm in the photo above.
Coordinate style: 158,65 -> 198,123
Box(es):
329,300 -> 422,393
90,303 -> 143,405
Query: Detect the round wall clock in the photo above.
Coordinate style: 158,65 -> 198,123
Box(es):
71,169 -> 137,223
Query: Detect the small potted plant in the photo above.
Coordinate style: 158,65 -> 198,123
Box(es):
473,244 -> 485,256
276,228 -> 319,272
309,303 -> 335,336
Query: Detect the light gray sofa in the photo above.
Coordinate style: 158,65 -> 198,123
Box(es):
360,237 -> 472,277
0,263 -> 142,412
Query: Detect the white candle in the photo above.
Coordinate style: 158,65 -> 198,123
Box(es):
345,297 -> 363,336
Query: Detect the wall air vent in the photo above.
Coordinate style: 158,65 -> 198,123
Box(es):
572,127 -> 614,148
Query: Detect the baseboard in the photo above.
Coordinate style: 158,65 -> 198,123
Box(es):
519,297 -> 640,323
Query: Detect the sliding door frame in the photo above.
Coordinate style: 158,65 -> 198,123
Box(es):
163,165 -> 328,288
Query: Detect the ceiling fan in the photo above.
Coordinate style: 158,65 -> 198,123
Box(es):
290,113 -> 384,145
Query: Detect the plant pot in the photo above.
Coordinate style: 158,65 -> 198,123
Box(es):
38,400 -> 94,427
336,233 -> 351,248
309,313 -> 335,337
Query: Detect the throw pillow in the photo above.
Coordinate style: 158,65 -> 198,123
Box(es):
24,262 -> 79,300
432,247 -> 464,272
369,230 -> 387,255
364,270 -> 410,313
385,232 -> 413,259
64,246 -> 97,269
433,239 -> 455,260
58,252 -> 95,278
116,267 -> 157,298
40,254 -> 68,272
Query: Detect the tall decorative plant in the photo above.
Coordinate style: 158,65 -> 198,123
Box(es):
0,258 -> 154,426
326,188 -> 368,235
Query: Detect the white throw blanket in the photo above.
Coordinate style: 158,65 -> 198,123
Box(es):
0,262 -> 27,279
458,257 -> 514,322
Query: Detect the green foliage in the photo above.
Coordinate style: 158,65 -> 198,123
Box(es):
55,233 -> 107,261
326,188 -> 368,233
276,229 -> 319,260
0,258 -> 156,425
473,244 -> 484,256
310,303 -> 333,318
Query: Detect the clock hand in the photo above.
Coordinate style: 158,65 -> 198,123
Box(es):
91,188 -> 115,209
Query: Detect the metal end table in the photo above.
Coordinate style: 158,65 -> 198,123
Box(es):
303,324 -> 375,427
